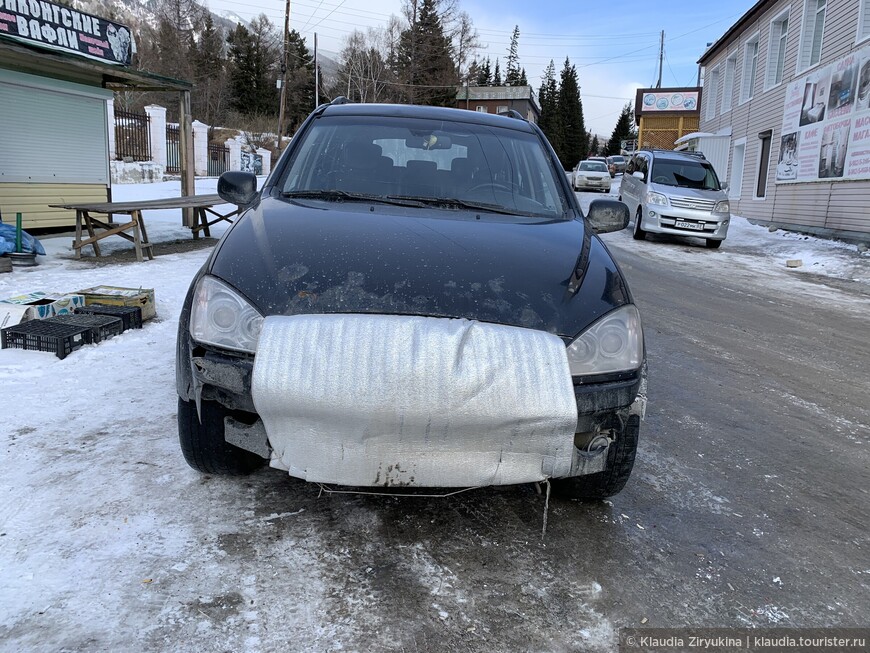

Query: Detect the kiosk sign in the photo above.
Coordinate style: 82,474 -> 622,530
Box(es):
0,0 -> 133,66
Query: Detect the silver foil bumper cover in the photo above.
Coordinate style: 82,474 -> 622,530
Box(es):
251,314 -> 579,487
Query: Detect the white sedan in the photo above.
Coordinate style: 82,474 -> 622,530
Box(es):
573,160 -> 612,192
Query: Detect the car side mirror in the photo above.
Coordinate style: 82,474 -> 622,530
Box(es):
721,181 -> 730,192
632,171 -> 645,180
218,171 -> 258,208
586,199 -> 629,234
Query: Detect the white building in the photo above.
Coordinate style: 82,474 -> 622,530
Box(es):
698,0 -> 870,242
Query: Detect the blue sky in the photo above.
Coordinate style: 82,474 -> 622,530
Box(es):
205,0 -> 757,135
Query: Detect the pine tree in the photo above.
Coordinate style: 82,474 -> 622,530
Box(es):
607,103 -> 638,155
227,17 -> 281,116
191,13 -> 227,125
476,57 -> 491,85
590,134 -> 600,156
284,30 -> 316,133
519,68 -> 528,86
537,60 -> 562,157
505,26 -> 522,86
394,0 -> 458,106
493,58 -> 502,85
557,57 -> 586,168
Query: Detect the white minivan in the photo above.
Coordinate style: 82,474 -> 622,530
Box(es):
619,149 -> 730,249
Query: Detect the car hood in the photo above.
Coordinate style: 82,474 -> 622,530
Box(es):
209,198 -> 631,337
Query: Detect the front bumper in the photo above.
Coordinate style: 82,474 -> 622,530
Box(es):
575,177 -> 612,190
640,204 -> 729,240
182,340 -> 645,485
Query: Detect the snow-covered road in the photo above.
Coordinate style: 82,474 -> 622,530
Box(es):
1,178 -> 867,651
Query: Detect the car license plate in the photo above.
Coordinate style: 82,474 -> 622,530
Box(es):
675,220 -> 703,230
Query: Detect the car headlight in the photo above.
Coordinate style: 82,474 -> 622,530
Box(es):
646,191 -> 668,206
714,200 -> 730,214
190,276 -> 264,353
566,305 -> 643,376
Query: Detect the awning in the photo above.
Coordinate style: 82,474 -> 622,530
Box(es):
0,34 -> 190,92
674,130 -> 732,145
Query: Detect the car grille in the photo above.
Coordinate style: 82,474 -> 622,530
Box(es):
668,196 -> 717,212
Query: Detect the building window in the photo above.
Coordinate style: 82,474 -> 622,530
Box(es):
476,105 -> 487,113
730,138 -> 746,199
859,0 -> 870,43
755,131 -> 772,199
497,105 -> 509,114
766,11 -> 790,88
705,66 -> 720,120
798,0 -> 826,71
722,54 -> 737,113
741,34 -> 760,103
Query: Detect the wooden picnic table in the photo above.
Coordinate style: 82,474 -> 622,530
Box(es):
49,194 -> 240,262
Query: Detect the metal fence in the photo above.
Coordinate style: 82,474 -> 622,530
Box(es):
165,124 -> 181,174
114,110 -> 151,161
207,143 -> 229,177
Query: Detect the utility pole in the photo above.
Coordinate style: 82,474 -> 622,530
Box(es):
314,32 -> 319,108
276,0 -> 291,155
656,30 -> 664,89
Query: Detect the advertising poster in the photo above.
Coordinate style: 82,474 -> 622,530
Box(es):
778,44 -> 870,183
641,91 -> 700,112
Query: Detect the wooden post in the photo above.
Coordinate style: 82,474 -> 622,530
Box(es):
179,90 -> 196,228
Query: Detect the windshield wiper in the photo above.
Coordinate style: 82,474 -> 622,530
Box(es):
282,190 -> 424,207
387,195 -> 533,217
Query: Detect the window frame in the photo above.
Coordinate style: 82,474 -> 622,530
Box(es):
740,32 -> 761,105
475,105 -> 487,113
858,0 -> 870,45
722,53 -> 738,114
729,137 -> 747,200
797,0 -> 827,74
753,130 -> 773,200
765,9 -> 791,90
705,65 -> 721,120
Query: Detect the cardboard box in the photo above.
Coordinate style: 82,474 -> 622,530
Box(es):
78,286 -> 156,321
0,292 -> 86,327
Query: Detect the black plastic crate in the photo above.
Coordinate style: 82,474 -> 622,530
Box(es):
50,314 -> 124,343
75,304 -> 143,331
1,319 -> 90,359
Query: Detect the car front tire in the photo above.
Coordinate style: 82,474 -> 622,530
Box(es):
551,414 -> 640,500
632,208 -> 646,240
178,397 -> 266,475
706,239 -> 722,249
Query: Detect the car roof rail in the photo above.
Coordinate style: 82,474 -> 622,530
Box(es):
639,147 -> 706,159
498,109 -> 526,121
330,96 -> 352,105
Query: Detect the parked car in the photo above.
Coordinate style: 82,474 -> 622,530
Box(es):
606,155 -> 626,176
176,99 -> 645,500
572,160 -> 612,192
619,148 -> 730,248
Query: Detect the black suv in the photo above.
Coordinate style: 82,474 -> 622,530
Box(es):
176,100 -> 646,499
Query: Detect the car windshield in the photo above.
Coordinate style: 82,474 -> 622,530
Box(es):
610,156 -> 625,163
579,162 -> 608,172
278,115 -> 569,219
651,159 -> 721,190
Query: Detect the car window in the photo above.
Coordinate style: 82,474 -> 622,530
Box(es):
611,156 -> 625,163
650,159 -> 721,190
279,115 -> 569,219
579,162 -> 608,172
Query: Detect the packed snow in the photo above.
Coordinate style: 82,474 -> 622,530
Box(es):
0,176 -> 867,650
